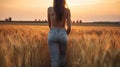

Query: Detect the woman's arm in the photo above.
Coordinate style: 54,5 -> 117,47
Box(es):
47,7 -> 51,29
66,9 -> 72,35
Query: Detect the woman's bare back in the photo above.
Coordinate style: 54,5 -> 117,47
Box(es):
48,7 -> 71,28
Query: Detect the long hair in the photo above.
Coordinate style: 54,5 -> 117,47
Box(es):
54,0 -> 66,21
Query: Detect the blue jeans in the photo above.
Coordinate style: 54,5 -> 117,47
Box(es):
48,27 -> 68,67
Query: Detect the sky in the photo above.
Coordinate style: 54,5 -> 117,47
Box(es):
0,0 -> 120,22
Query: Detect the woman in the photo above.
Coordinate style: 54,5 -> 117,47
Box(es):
47,0 -> 71,67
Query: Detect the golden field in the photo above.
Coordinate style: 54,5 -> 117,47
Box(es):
0,25 -> 120,67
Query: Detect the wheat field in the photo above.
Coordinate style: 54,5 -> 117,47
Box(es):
0,25 -> 120,67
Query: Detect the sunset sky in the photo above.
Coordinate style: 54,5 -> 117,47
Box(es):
0,0 -> 120,22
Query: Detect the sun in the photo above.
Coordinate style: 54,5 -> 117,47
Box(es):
66,0 -> 100,6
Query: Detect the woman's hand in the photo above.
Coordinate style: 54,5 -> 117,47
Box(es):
66,28 -> 70,35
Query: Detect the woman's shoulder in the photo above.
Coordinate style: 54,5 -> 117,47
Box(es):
48,7 -> 53,11
65,8 -> 70,16
48,7 -> 54,14
65,8 -> 70,10
65,8 -> 70,12
48,7 -> 55,15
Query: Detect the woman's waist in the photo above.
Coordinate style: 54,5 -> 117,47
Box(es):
50,27 -> 66,33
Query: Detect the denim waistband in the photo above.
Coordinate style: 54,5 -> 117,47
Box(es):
50,27 -> 66,33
